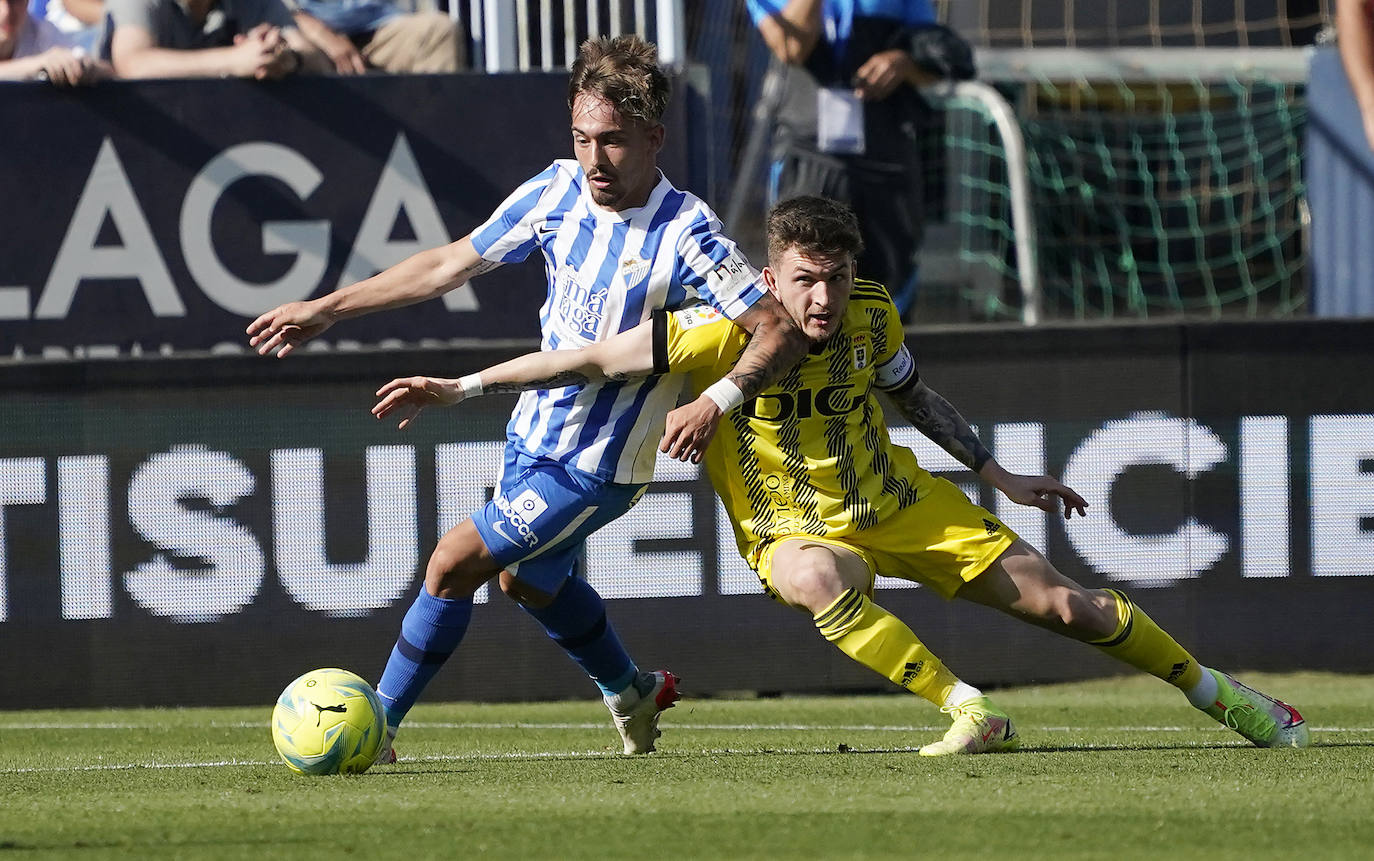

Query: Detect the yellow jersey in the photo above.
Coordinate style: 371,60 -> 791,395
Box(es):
654,281 -> 937,566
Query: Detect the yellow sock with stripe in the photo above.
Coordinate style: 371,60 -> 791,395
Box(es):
1088,589 -> 1203,691
813,588 -> 962,708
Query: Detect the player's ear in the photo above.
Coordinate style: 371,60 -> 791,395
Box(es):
762,266 -> 780,298
647,122 -> 665,154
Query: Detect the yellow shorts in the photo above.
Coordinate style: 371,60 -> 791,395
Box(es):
753,477 -> 1019,601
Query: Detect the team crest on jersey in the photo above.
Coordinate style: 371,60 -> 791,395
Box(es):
620,255 -> 651,285
851,333 -> 870,370
674,304 -> 722,328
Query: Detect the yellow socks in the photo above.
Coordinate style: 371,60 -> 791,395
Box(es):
1089,589 -> 1203,690
814,588 -> 961,707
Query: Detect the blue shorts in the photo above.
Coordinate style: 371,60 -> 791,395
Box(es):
471,446 -> 648,594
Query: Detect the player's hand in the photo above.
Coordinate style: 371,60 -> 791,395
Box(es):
246,300 -> 334,358
995,472 -> 1089,519
660,394 -> 723,463
372,376 -> 464,429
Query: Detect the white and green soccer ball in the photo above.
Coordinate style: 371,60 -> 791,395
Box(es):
271,668 -> 386,775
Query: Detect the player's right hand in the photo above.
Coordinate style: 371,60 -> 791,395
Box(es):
373,376 -> 465,429
246,301 -> 334,358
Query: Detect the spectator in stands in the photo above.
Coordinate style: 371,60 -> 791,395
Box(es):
102,0 -> 331,78
747,0 -> 975,317
1,0 -> 109,82
1337,0 -> 1374,151
28,0 -> 102,53
288,0 -> 464,75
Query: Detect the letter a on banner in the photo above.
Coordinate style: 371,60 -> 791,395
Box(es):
339,133 -> 477,310
36,138 -> 186,320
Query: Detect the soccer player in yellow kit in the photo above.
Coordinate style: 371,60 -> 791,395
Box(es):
373,196 -> 1310,754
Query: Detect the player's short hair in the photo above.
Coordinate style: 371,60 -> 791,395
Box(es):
568,35 -> 671,127
766,196 -> 865,266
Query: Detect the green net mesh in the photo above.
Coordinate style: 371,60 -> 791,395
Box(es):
935,75 -> 1308,321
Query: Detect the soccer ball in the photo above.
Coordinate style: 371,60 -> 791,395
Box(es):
271,668 -> 386,775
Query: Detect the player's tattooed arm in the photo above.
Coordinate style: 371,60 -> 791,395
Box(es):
726,296 -> 810,398
480,367 -> 637,393
888,379 -> 993,473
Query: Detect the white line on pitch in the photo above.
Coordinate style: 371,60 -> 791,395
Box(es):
0,739 -> 1277,775
4,721 -> 1372,733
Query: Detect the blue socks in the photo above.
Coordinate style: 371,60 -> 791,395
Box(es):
520,576 -> 637,697
376,587 -> 473,729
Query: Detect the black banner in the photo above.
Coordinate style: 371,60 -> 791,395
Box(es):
2,319 -> 1372,708
0,74 -> 690,359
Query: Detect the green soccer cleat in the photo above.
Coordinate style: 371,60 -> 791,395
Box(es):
919,697 -> 1020,757
1202,670 -> 1310,748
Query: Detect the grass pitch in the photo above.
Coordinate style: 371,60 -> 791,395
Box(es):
2,672 -> 1371,860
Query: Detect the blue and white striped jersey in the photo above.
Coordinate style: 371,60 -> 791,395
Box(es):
470,159 -> 766,484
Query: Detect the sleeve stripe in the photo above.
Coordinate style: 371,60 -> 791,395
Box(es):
652,310 -> 670,375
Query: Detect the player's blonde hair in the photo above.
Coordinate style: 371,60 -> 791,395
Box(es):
568,35 -> 670,126
766,196 -> 866,266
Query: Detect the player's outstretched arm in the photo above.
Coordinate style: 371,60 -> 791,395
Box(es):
887,378 -> 1088,518
247,236 -> 497,358
372,320 -> 657,429
661,293 -> 809,463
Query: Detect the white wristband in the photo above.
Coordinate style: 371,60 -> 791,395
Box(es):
458,373 -> 484,399
702,378 -> 745,413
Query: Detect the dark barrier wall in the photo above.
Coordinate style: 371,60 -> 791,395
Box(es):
2,318 -> 1372,709
0,75 -> 690,357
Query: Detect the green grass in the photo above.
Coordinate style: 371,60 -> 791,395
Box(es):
2,672 -> 1371,860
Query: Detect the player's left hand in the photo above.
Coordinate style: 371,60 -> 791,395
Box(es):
661,395 -> 722,463
996,472 -> 1089,519
372,376 -> 464,430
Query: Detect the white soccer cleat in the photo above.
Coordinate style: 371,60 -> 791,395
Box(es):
372,725 -> 398,766
604,670 -> 680,755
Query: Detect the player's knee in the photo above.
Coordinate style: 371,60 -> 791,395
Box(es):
424,531 -> 498,599
1057,588 -> 1118,640
777,558 -> 848,615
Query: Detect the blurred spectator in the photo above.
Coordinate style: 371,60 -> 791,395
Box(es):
1338,0 -> 1374,151
288,0 -> 464,75
746,0 -> 974,317
102,0 -> 331,78
1,0 -> 109,83
28,0 -> 101,53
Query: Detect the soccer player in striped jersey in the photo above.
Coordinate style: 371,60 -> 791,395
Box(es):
374,195 -> 1311,753
247,35 -> 809,760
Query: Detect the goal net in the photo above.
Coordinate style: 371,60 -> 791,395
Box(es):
923,48 -> 1311,322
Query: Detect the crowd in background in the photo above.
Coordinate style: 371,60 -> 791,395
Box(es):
0,0 -> 464,83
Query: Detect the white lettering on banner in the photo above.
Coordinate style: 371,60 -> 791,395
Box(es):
182,143 -> 330,316
270,445 -> 419,616
5,413 -> 1374,624
586,491 -> 700,599
18,133 -> 474,338
0,458 -> 47,622
1062,413 -> 1229,584
1240,416 -> 1289,578
124,446 -> 264,623
339,134 -> 474,310
58,455 -> 111,620
1310,415 -> 1374,577
435,441 -> 504,604
35,138 -> 186,321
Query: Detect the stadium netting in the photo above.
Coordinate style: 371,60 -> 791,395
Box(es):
925,51 -> 1310,322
